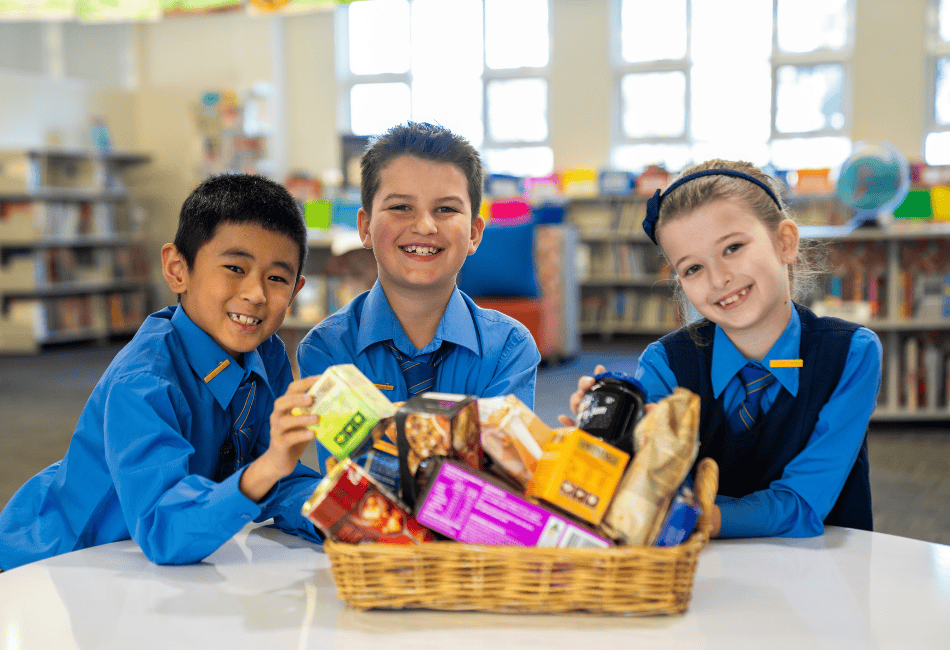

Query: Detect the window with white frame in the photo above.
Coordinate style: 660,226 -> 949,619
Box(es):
611,0 -> 853,174
337,0 -> 553,178
926,0 -> 950,164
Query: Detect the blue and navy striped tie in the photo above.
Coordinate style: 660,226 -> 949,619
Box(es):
728,364 -> 774,433
388,341 -> 443,397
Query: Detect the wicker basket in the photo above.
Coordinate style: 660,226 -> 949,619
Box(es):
324,458 -> 718,616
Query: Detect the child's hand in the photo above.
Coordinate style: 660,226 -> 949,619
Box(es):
557,364 -> 606,427
240,376 -> 320,502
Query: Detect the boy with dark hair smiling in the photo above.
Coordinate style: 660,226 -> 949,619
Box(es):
297,122 -> 541,474
0,174 -> 324,571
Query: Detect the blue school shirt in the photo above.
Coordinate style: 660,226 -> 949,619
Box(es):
296,281 -> 541,407
634,305 -> 881,538
0,306 -> 322,571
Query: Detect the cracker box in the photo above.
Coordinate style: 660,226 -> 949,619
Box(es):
395,392 -> 482,507
294,364 -> 396,460
301,458 -> 434,544
414,458 -> 612,549
478,395 -> 555,488
525,428 -> 630,526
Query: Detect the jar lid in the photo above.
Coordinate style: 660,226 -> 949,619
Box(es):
593,371 -> 646,395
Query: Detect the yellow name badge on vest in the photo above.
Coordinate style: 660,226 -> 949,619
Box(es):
374,383 -> 395,391
769,359 -> 803,368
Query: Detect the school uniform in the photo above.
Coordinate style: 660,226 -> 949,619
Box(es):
634,302 -> 881,538
0,306 -> 322,571
297,281 -> 542,472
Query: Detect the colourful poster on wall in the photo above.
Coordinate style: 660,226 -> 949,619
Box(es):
0,0 -> 73,20
161,0 -> 242,16
245,0 -> 358,16
76,0 -> 160,21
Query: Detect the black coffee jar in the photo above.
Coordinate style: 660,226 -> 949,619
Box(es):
575,371 -> 647,458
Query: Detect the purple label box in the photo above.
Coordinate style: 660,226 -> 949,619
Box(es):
416,460 -> 611,549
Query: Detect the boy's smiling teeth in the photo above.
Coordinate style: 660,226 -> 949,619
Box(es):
229,313 -> 262,325
401,244 -> 442,256
718,287 -> 750,307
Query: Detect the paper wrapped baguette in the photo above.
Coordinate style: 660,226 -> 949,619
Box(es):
602,387 -> 701,546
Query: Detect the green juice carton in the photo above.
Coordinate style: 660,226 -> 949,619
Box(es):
297,364 -> 396,460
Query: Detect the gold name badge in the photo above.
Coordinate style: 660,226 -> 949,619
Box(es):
374,383 -> 395,391
769,359 -> 803,368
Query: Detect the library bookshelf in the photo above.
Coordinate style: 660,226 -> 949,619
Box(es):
0,149 -> 152,353
566,195 -> 950,424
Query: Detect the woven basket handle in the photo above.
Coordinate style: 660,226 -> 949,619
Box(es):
693,457 -> 719,537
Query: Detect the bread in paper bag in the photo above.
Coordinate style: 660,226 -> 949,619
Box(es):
602,387 -> 701,545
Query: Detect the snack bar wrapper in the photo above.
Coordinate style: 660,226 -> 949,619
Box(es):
395,393 -> 482,508
294,364 -> 396,461
478,395 -> 555,489
414,457 -> 613,549
301,458 -> 434,544
602,387 -> 701,546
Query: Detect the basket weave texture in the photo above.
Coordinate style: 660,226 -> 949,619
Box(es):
324,458 -> 719,616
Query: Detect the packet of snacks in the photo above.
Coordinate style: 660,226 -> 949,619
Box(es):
292,364 -> 396,461
477,395 -> 555,489
602,388 -> 701,545
394,393 -> 482,508
301,458 -> 434,544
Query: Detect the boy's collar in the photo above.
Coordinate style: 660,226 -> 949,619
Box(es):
170,306 -> 269,408
357,281 -> 480,357
711,307 -> 801,398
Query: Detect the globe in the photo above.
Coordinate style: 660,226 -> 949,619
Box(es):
835,141 -> 910,226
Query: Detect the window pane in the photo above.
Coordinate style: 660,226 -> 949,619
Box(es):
485,0 -> 549,69
692,0 -> 771,61
350,83 -> 411,136
487,78 -> 548,142
611,144 -> 691,174
775,64 -> 845,133
940,0 -> 950,42
925,132 -> 950,165
0,23 -> 46,75
776,0 -> 849,53
692,62 -> 771,142
620,0 -> 686,63
482,146 -> 554,177
621,72 -> 685,138
770,136 -> 851,170
412,78 -> 484,148
937,57 -> 950,125
412,0 -> 482,77
348,0 -> 410,75
690,141 -> 770,168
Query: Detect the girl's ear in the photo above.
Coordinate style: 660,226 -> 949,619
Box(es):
777,219 -> 800,263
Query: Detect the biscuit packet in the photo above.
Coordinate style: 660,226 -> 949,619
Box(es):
394,393 -> 482,508
601,387 -> 701,545
477,395 -> 555,489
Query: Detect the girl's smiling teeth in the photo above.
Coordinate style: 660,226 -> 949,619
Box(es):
229,313 -> 262,326
400,244 -> 442,256
717,286 -> 751,307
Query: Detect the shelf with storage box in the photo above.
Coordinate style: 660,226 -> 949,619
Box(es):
566,196 -> 679,339
0,149 -> 152,352
801,221 -> 950,423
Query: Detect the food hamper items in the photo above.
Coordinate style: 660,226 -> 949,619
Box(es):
303,366 -> 717,614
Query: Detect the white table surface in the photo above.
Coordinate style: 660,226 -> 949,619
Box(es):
1,523 -> 948,650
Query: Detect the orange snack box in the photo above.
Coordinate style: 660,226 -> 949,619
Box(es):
525,428 -> 630,526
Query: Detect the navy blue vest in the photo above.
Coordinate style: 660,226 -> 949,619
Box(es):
660,303 -> 872,531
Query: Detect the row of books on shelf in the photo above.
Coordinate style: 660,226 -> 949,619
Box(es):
569,200 -> 647,235
898,335 -> 950,411
577,241 -> 668,281
0,246 -> 148,291
811,269 -> 950,323
3,291 -> 149,341
284,274 -> 374,327
581,290 -> 678,330
0,200 -> 140,241
0,150 -> 131,194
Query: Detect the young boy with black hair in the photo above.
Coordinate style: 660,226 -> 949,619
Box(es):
297,122 -> 541,474
0,174 -> 324,571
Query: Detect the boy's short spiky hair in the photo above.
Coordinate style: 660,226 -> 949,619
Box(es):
360,122 -> 484,221
173,173 -> 307,276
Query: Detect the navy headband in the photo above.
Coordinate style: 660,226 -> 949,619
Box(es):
642,168 -> 782,244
